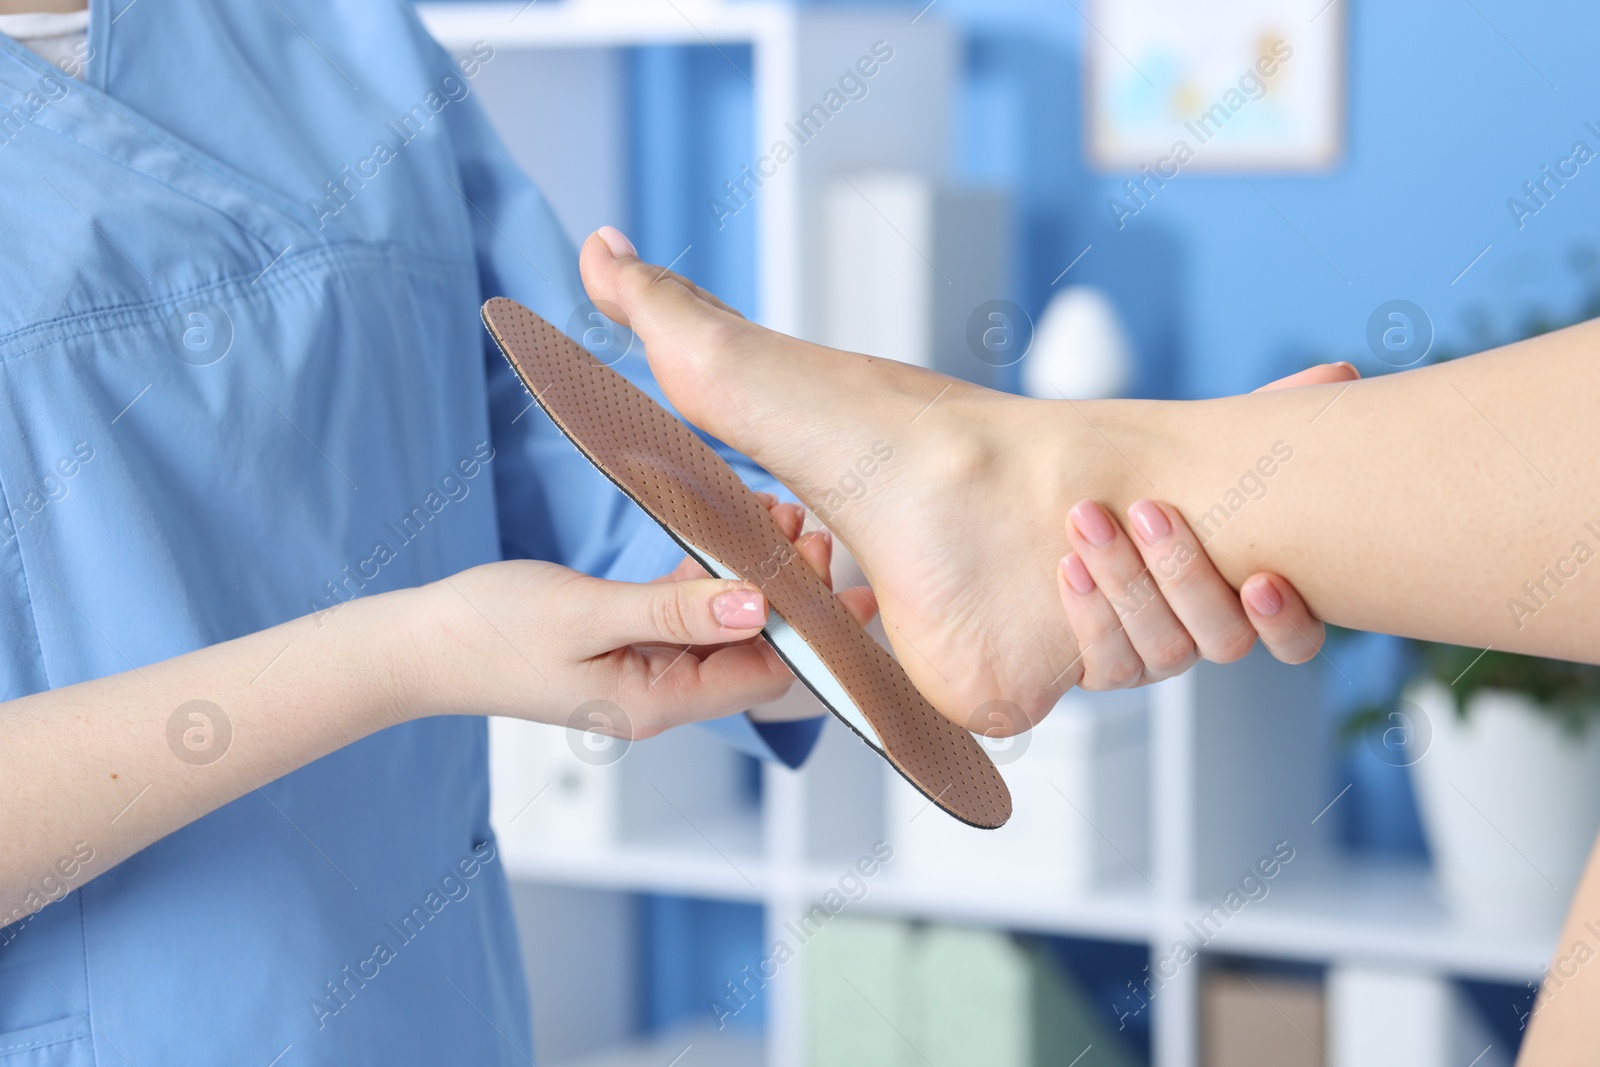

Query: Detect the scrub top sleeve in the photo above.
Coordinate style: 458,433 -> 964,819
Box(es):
699,713 -> 826,771
433,56 -> 823,769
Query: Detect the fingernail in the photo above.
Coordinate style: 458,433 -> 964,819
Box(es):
1127,499 -> 1172,546
713,588 -> 766,628
1061,553 -> 1097,596
1243,576 -> 1282,617
1069,500 -> 1116,547
796,530 -> 830,554
596,225 -> 637,259
1333,361 -> 1357,376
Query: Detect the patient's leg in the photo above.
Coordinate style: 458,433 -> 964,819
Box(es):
578,230 -> 1600,721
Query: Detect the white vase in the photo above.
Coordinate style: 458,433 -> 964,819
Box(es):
1408,680 -> 1600,934
1020,287 -> 1132,401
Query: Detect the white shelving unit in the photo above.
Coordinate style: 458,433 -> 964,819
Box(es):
489,649 -> 1555,1067
420,0 -> 957,340
418,5 -> 1557,1065
491,652 -> 1555,1067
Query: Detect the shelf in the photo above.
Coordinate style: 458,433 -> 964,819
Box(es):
501,807 -> 769,903
829,869 -> 1158,944
1200,859 -> 1555,982
550,1025 -> 764,1067
504,845 -> 1555,982
500,838 -> 1159,939
417,1 -> 793,50
503,842 -> 766,902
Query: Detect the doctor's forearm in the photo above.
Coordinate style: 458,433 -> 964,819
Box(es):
0,589 -> 428,925
1071,319 -> 1600,661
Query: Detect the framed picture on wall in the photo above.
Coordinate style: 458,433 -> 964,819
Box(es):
1087,0 -> 1344,171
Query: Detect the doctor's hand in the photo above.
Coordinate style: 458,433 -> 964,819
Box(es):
418,495 -> 875,739
653,492 -> 877,723
1054,362 -> 1352,688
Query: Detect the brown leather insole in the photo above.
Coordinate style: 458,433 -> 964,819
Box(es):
482,297 -> 1010,829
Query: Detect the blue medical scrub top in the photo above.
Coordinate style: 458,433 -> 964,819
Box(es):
0,2 -> 821,1062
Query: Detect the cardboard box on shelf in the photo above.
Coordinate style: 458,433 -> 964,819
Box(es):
1201,968 -> 1325,1067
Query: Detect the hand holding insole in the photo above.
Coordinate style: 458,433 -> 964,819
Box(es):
482,297 -> 1011,829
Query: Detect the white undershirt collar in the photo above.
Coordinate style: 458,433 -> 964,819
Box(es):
0,8 -> 90,78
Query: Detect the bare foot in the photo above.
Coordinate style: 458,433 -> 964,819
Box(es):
577,229 -> 1115,731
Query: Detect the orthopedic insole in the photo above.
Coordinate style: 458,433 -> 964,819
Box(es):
481,298 -> 1012,829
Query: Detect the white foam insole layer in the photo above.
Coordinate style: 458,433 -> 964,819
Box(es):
699,553 -> 885,752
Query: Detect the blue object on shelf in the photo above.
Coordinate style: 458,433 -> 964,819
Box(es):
641,894 -> 769,1034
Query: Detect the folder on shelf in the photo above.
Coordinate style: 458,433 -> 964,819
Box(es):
805,917 -> 1140,1067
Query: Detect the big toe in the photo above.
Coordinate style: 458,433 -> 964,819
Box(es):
576,228 -> 959,514
578,229 -> 755,438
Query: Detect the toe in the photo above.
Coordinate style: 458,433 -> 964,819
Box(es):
578,231 -> 750,361
579,230 -> 769,445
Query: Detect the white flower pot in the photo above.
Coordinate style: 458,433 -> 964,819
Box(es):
1409,680 -> 1600,934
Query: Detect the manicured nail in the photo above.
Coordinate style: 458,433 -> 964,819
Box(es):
1069,500 -> 1116,547
1242,576 -> 1283,617
713,588 -> 766,628
1061,553 -> 1097,596
1333,361 -> 1357,376
596,225 -> 637,259
1127,499 -> 1172,546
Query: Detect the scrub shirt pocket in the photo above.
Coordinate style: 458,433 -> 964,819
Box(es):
0,1018 -> 92,1066
0,897 -> 93,1067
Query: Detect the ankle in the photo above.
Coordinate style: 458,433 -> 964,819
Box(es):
1022,395 -> 1151,523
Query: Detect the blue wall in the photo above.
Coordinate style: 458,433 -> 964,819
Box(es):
627,45 -> 761,322
930,0 -> 1600,398
619,0 -> 1600,397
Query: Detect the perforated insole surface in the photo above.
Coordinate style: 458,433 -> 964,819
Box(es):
482,297 -> 1011,829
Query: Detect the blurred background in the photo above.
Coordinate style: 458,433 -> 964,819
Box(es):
419,1 -> 1600,1064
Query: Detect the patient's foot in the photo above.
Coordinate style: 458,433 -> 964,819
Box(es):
578,229 -> 1110,729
